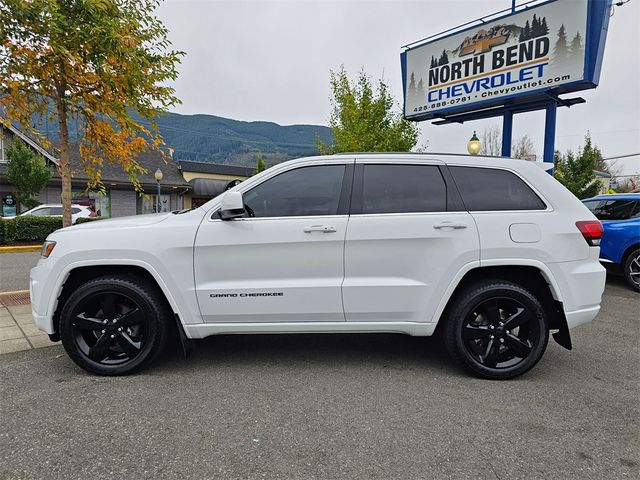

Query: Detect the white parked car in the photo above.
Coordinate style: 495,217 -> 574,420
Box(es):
30,154 -> 606,379
20,204 -> 95,224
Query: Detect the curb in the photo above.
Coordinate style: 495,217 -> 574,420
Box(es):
0,245 -> 41,254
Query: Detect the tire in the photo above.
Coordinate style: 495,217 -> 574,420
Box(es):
59,275 -> 171,375
443,280 -> 549,380
623,249 -> 640,292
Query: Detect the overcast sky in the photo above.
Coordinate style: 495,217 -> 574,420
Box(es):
156,0 -> 640,175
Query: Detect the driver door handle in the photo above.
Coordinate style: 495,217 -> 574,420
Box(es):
304,225 -> 337,233
433,221 -> 467,230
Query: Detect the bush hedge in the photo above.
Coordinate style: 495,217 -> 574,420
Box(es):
1,216 -> 62,243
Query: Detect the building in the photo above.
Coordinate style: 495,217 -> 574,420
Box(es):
179,160 -> 253,209
1,123 -> 189,217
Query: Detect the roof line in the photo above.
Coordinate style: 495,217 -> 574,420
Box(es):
2,120 -> 60,166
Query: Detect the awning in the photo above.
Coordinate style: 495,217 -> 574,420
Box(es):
189,178 -> 241,197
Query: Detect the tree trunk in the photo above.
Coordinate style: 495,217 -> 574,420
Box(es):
54,94 -> 72,228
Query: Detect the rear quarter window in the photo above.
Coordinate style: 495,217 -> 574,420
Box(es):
449,166 -> 546,211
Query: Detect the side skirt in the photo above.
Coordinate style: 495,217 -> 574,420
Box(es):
183,321 -> 437,339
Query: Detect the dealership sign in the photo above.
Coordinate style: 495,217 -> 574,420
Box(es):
401,0 -> 611,121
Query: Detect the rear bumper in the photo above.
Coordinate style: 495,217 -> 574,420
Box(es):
565,305 -> 600,330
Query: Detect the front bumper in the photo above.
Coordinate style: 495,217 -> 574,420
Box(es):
29,257 -> 58,335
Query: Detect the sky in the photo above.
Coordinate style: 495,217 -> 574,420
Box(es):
156,0 -> 640,175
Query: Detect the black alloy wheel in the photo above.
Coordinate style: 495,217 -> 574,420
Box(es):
71,291 -> 147,365
59,275 -> 170,375
444,281 -> 549,379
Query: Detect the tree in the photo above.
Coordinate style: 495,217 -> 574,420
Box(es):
0,0 -> 183,227
5,139 -> 52,210
479,125 -> 502,156
569,32 -> 584,61
553,24 -> 569,65
254,154 -> 266,175
553,134 -> 602,199
512,135 -> 536,160
317,67 -> 419,154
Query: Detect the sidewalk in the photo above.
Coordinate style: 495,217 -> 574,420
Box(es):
0,291 -> 58,354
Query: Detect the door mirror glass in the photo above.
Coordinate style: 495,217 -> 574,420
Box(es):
218,191 -> 245,220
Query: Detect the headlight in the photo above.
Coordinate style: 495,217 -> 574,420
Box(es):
41,241 -> 57,258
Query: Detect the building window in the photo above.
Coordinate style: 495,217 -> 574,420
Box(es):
72,190 -> 111,217
139,194 -> 171,214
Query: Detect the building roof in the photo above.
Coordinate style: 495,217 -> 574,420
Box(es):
178,160 -> 254,177
1,122 -> 59,165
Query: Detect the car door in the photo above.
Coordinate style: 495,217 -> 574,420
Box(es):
342,160 -> 479,323
194,160 -> 354,323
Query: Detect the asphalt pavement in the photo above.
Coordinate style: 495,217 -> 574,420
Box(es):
0,251 -> 40,292
0,277 -> 638,480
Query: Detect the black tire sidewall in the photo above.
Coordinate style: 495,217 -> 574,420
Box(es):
445,281 -> 549,380
59,276 -> 168,375
623,249 -> 640,292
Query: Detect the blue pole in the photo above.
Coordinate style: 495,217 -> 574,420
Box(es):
502,111 -> 513,157
543,101 -> 557,171
512,0 -> 516,13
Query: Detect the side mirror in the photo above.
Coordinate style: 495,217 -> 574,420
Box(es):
218,191 -> 245,220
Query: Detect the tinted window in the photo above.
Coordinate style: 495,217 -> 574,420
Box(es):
450,166 -> 546,211
49,207 -> 63,215
361,164 -> 446,214
243,165 -> 345,217
30,208 -> 50,216
71,208 -> 82,214
584,199 -> 640,221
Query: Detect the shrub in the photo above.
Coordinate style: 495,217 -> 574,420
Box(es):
75,216 -> 106,224
11,216 -> 62,242
1,218 -> 17,243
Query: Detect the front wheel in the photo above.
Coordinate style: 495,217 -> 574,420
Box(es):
444,281 -> 549,380
623,249 -> 640,292
59,275 -> 170,375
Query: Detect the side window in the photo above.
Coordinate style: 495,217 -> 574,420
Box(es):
71,207 -> 82,214
49,207 -> 63,215
243,165 -> 345,218
590,199 -> 640,220
30,207 -> 50,216
360,164 -> 446,214
450,166 -> 546,211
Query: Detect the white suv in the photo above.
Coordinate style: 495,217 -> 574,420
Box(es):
20,204 -> 95,223
30,154 -> 606,379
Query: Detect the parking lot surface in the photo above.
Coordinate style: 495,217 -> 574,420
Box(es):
0,277 -> 638,479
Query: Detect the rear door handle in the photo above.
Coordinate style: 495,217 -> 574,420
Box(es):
433,221 -> 467,230
304,225 -> 337,233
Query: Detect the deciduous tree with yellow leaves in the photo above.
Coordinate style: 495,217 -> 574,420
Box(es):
0,0 -> 183,226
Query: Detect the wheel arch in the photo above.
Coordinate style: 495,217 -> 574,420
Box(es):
49,261 -> 184,339
622,243 -> 640,264
433,262 -> 571,349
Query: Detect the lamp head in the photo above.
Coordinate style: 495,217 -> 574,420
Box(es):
467,131 -> 481,155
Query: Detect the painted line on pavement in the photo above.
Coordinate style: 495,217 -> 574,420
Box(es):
0,245 -> 41,254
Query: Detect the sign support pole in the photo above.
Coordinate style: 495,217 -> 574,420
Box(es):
501,110 -> 513,157
543,101 -> 557,168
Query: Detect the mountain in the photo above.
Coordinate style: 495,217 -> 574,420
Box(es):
34,111 -> 333,168
152,112 -> 333,166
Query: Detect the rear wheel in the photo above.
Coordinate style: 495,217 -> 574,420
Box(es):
59,275 -> 170,375
623,249 -> 640,292
444,280 -> 549,380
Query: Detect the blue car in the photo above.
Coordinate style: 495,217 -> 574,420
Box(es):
583,194 -> 640,291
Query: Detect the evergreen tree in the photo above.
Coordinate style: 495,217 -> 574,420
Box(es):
6,140 -> 52,210
540,17 -> 549,36
430,56 -> 437,68
522,21 -> 531,41
553,24 -> 569,64
569,32 -> 584,61
408,72 -> 416,97
553,134 -> 603,199
417,78 -> 425,97
254,154 -> 267,175
532,14 -> 540,37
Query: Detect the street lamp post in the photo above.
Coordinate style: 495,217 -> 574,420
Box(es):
467,131 -> 481,155
154,168 -> 163,213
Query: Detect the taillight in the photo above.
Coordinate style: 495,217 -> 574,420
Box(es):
575,221 -> 603,246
